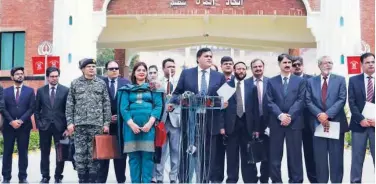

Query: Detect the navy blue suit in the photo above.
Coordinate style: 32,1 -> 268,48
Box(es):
266,74 -> 305,183
348,73 -> 375,183
250,76 -> 270,183
2,85 -> 35,181
299,74 -> 318,183
98,77 -> 130,183
171,67 -> 226,183
224,78 -> 259,183
306,74 -> 348,183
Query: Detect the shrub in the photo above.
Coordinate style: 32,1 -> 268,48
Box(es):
0,131 -> 41,155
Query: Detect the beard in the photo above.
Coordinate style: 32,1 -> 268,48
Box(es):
235,73 -> 246,81
14,78 -> 23,84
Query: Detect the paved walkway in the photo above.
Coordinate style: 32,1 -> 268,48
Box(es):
0,148 -> 374,183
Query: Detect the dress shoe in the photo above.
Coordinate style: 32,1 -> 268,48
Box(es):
40,178 -> 49,183
2,180 -> 10,183
157,181 -> 163,183
54,179 -> 62,183
170,180 -> 176,183
19,179 -> 28,183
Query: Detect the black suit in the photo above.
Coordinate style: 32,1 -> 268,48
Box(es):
224,78 -> 259,183
35,84 -> 69,181
250,76 -> 270,183
266,75 -> 305,183
97,77 -> 130,183
2,85 -> 35,181
298,74 -> 318,183
171,67 -> 226,183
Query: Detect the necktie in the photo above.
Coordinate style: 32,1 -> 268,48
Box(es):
256,78 -> 263,115
322,76 -> 328,110
283,77 -> 288,96
236,81 -> 244,118
15,87 -> 20,103
50,87 -> 55,106
200,70 -> 207,96
367,76 -> 374,102
166,79 -> 173,95
110,79 -> 115,99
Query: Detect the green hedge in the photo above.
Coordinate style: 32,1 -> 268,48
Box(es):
0,131 -> 41,155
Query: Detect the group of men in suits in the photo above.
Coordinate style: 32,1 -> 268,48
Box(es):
0,60 -> 130,183
0,50 -> 373,183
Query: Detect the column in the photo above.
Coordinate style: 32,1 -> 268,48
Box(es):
114,49 -> 127,78
288,48 -> 300,56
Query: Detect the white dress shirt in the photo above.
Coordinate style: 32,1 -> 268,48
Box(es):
197,67 -> 211,93
13,84 -> 23,99
108,77 -> 118,96
364,73 -> 375,97
253,76 -> 264,98
234,78 -> 245,112
280,73 -> 291,84
49,84 -> 58,96
321,74 -> 331,87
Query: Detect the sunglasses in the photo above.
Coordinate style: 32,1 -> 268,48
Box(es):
108,67 -> 119,71
292,63 -> 302,67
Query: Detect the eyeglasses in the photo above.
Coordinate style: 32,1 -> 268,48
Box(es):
292,63 -> 302,67
108,67 -> 119,71
149,72 -> 157,74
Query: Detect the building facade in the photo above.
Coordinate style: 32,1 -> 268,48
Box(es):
0,0 -> 374,88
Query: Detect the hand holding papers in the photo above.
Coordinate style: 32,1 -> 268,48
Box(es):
362,102 -> 375,120
314,121 -> 340,140
217,83 -> 236,102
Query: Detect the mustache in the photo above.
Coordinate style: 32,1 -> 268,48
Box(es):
255,70 -> 262,72
285,66 -> 290,69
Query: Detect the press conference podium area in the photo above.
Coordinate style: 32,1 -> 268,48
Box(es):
0,142 -> 374,183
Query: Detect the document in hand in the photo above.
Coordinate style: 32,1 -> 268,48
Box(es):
362,102 -> 375,120
314,121 -> 340,140
216,83 -> 236,102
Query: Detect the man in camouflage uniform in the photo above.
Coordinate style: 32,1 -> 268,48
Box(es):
66,58 -> 111,183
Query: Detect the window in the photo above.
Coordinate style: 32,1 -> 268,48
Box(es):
69,16 -> 73,25
0,32 -> 25,70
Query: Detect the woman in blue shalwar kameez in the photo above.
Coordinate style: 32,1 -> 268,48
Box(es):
117,62 -> 163,183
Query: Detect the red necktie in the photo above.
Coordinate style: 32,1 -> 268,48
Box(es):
321,76 -> 328,110
367,76 -> 374,102
15,87 -> 20,103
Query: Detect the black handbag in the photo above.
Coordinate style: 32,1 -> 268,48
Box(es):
56,136 -> 75,162
246,137 -> 267,164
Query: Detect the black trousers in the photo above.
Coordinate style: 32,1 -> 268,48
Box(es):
97,123 -> 127,183
210,135 -> 226,182
258,133 -> 270,183
226,116 -> 258,183
302,125 -> 317,183
2,128 -> 31,180
39,124 -> 65,180
269,127 -> 303,183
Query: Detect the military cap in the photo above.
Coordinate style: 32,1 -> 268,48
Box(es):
11,67 -> 24,76
79,58 -> 96,69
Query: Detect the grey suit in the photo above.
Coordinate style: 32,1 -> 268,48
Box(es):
154,77 -> 181,182
306,74 -> 348,183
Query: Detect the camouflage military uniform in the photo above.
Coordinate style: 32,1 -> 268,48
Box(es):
66,75 -> 111,182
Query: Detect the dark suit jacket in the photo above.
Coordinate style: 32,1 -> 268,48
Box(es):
3,85 -> 35,131
103,77 -> 130,115
348,73 -> 375,132
306,74 -> 348,133
224,78 -> 259,135
171,67 -> 226,135
250,76 -> 269,132
301,74 -> 313,128
35,84 -> 69,132
266,74 -> 306,130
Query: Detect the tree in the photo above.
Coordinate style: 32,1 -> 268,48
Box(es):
96,48 -> 115,67
129,54 -> 140,72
